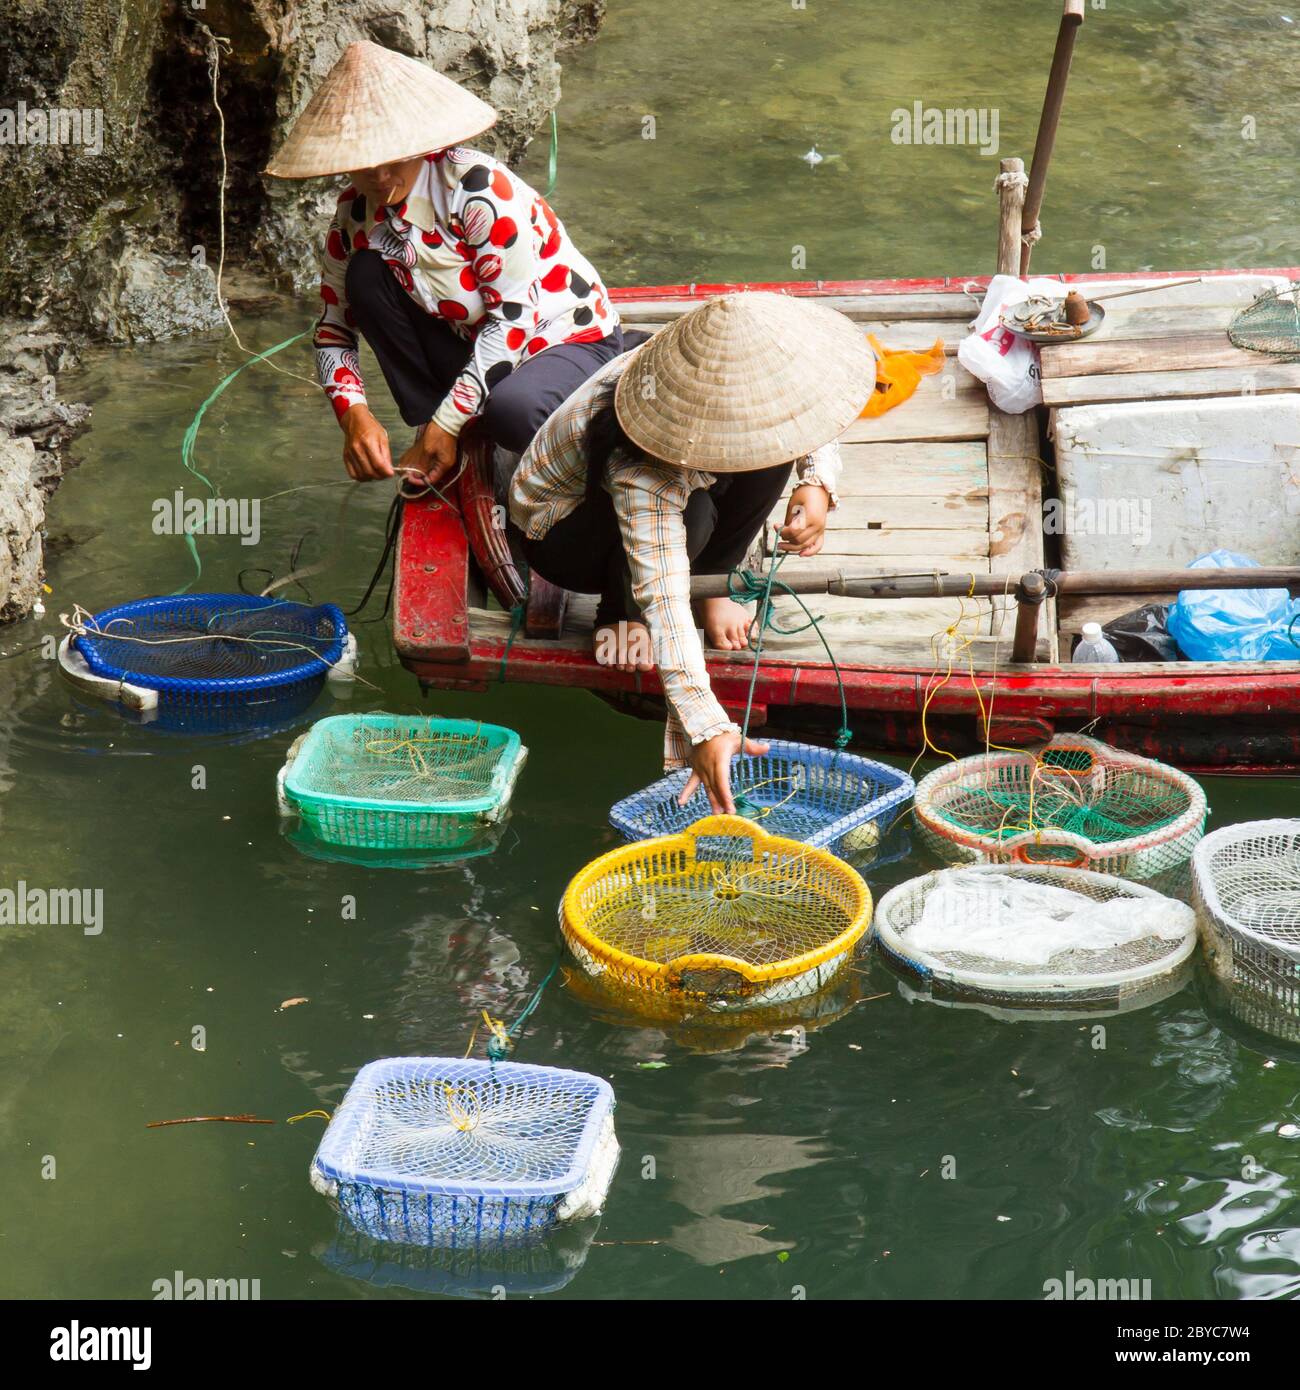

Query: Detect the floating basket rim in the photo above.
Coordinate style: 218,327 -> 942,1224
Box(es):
873,863 -> 1198,993
561,813 -> 872,985
608,737 -> 915,846
282,712 -> 524,816
74,592 -> 348,694
1192,817 -> 1300,952
311,1056 -> 615,1200
912,738 -> 1207,858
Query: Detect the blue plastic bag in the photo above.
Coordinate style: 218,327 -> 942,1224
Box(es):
1166,549 -> 1300,662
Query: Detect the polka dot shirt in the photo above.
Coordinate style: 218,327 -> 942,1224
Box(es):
314,146 -> 618,435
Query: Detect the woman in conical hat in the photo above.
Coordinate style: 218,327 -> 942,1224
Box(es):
265,41 -> 626,485
510,292 -> 873,813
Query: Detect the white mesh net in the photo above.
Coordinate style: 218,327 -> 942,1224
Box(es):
875,864 -> 1197,1009
1193,820 -> 1300,1033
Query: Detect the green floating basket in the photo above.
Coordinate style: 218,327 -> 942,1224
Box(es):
277,713 -> 527,851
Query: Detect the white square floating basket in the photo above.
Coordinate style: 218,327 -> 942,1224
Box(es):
310,1057 -> 618,1248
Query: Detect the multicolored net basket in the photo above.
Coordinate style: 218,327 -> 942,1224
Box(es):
59,593 -> 352,729
873,863 -> 1198,1012
310,1057 -> 618,1249
913,735 -> 1206,883
1193,819 -> 1300,1038
561,814 -> 872,1012
277,713 -> 526,851
609,739 -> 913,860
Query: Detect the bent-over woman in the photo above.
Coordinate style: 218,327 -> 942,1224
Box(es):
509,292 -> 872,812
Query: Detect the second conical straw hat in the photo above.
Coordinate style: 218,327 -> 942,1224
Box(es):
614,293 -> 875,471
264,41 -> 497,179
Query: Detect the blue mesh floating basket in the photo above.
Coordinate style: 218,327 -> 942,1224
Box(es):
277,713 -> 526,851
609,738 -> 914,859
310,1057 -> 619,1249
61,593 -> 350,730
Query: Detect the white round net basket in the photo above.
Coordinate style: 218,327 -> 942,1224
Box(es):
1193,819 -> 1300,1035
873,863 -> 1198,1011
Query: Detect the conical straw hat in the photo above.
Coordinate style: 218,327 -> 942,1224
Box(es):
265,41 -> 497,179
614,293 -> 874,471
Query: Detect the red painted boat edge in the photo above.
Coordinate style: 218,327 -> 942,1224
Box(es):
610,268 -> 1300,302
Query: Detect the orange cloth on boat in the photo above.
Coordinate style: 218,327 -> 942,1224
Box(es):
860,334 -> 945,418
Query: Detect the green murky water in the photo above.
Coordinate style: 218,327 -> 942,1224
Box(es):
2,0 -> 1299,1300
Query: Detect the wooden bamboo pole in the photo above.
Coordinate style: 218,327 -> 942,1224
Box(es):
690,566 -> 1300,601
1011,571 -> 1047,663
1020,0 -> 1086,275
996,156 -> 1027,278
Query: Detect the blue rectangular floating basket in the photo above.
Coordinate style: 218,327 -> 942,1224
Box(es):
64,593 -> 350,732
609,738 -> 914,858
310,1057 -> 619,1249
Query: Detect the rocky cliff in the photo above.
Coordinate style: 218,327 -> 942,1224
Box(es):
0,0 -> 604,621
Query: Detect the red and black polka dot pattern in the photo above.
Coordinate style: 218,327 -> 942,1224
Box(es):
313,148 -> 617,433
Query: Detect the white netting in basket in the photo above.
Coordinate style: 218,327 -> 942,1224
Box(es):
1193,820 -> 1300,1029
874,864 -> 1198,1009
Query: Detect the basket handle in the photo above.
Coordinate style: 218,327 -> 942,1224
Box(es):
665,951 -> 763,987
1034,742 -> 1099,778
1005,832 -> 1092,869
680,814 -> 771,863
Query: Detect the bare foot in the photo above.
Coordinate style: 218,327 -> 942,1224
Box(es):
695,596 -> 755,651
592,619 -> 655,673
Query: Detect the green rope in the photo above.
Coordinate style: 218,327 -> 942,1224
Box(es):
728,551 -> 853,751
173,330 -> 309,594
486,952 -> 564,1062
498,601 -> 527,683
543,109 -> 559,199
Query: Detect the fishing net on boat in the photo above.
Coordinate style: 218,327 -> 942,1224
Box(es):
63,593 -> 350,727
873,864 -> 1197,1011
1228,282 -> 1300,360
609,739 -> 914,861
278,713 -> 526,850
913,734 -> 1206,883
1193,819 -> 1300,1035
310,1057 -> 618,1249
562,814 -> 871,1011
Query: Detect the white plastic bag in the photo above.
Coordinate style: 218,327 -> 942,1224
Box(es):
908,868 -> 1194,967
957,274 -> 1066,414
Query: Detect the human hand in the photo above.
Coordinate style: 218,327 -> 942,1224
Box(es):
341,405 -> 393,481
679,730 -> 770,815
398,420 -> 459,488
779,483 -> 830,557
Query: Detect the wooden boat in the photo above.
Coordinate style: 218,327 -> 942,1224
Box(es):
391,266 -> 1300,776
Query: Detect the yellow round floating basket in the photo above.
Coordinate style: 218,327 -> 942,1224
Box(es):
561,814 -> 872,1011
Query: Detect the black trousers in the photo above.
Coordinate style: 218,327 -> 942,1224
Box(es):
344,249 -> 625,453
525,463 -> 793,626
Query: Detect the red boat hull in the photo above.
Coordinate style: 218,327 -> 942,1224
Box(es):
394,271 -> 1300,776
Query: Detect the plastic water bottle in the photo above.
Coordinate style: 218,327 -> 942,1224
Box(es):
1073,621 -> 1119,664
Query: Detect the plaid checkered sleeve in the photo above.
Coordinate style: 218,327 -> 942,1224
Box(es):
607,463 -> 739,770
796,439 -> 842,507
